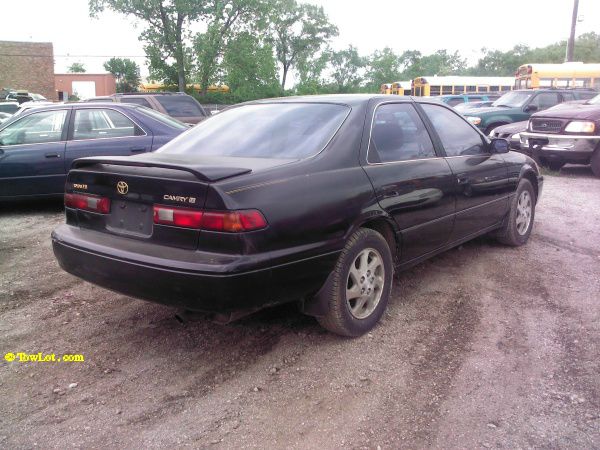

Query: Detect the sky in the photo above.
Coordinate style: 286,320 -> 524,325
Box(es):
1,0 -> 599,78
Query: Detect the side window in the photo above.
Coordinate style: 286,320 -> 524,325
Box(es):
73,109 -> 142,140
421,103 -> 486,157
154,95 -> 206,117
530,93 -> 561,110
561,92 -> 575,102
121,97 -> 153,108
369,103 -> 436,163
0,110 -> 67,146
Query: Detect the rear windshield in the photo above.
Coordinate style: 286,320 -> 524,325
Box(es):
136,106 -> 188,130
155,95 -> 206,117
157,103 -> 350,159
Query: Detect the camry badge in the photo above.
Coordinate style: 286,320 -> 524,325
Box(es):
117,181 -> 129,195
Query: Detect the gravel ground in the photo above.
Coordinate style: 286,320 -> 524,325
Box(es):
0,166 -> 599,449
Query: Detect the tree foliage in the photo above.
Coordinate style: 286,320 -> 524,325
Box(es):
103,57 -> 142,92
68,62 -> 86,73
268,0 -> 337,89
326,45 -> 366,93
90,0 -> 205,91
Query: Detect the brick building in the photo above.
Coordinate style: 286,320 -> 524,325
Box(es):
55,73 -> 116,100
0,40 -> 56,100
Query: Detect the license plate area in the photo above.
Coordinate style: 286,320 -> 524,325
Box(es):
106,201 -> 153,237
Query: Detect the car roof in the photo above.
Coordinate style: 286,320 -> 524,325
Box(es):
16,102 -> 143,112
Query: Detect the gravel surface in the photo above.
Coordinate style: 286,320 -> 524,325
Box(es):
1,166 -> 599,449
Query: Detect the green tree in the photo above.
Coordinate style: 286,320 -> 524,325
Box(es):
365,47 -> 403,90
193,0 -> 267,96
103,57 -> 142,92
89,0 -> 205,92
268,0 -> 338,90
222,32 -> 281,102
68,62 -> 86,73
327,45 -> 366,93
294,50 -> 329,94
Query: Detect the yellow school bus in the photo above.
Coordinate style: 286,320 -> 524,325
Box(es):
411,76 -> 514,96
515,62 -> 600,90
380,83 -> 392,94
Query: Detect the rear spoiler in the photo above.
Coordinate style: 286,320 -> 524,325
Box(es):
71,156 -> 252,182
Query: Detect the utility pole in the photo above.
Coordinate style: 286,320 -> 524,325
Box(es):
565,0 -> 579,62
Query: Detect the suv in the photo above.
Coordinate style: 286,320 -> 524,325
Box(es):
463,89 -> 598,135
84,92 -> 208,125
520,94 -> 600,175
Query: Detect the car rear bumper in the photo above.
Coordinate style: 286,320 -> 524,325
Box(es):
52,224 -> 339,313
520,132 -> 599,163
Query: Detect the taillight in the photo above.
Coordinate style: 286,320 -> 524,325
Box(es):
201,210 -> 267,232
153,205 -> 203,229
65,193 -> 111,214
152,205 -> 267,232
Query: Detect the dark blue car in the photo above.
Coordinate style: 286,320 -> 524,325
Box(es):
0,103 -> 187,199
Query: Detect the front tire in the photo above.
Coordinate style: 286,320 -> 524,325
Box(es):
495,179 -> 536,246
317,228 -> 393,337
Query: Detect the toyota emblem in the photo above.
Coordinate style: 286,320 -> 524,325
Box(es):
117,181 -> 129,195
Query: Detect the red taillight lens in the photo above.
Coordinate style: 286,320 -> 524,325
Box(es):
153,205 -> 204,229
65,193 -> 111,214
201,210 -> 267,232
153,206 -> 267,232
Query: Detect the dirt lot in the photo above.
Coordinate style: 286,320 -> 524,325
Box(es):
1,167 -> 599,449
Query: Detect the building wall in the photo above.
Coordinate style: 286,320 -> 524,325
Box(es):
0,40 -> 56,100
55,74 -> 117,99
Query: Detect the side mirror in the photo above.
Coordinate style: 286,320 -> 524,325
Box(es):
524,104 -> 538,113
490,138 -> 509,154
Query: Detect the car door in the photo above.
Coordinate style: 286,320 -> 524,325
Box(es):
0,109 -> 70,198
362,101 -> 456,263
419,102 -> 510,242
64,107 -> 154,169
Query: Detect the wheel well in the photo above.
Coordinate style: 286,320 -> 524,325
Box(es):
486,122 -> 509,134
522,171 -> 538,201
360,218 -> 399,262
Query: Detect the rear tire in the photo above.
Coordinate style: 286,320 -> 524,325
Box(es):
316,228 -> 393,337
495,179 -> 536,246
591,150 -> 600,178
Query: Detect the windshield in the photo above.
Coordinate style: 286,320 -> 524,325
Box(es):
157,103 -> 350,159
492,91 -> 534,108
588,94 -> 600,105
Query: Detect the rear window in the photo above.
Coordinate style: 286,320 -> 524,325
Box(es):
154,95 -> 206,117
136,106 -> 188,130
157,103 -> 350,159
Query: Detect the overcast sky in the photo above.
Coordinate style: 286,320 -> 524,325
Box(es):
1,0 -> 598,77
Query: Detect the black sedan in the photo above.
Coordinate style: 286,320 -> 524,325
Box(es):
0,103 -> 187,199
52,95 -> 543,336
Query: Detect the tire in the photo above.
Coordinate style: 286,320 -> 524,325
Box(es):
316,228 -> 393,337
541,160 -> 565,172
495,178 -> 536,246
591,150 -> 600,178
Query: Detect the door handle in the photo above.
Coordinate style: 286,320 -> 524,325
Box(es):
130,146 -> 146,153
45,152 -> 61,158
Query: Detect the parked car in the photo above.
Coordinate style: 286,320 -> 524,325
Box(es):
436,93 -> 501,108
462,88 -> 598,135
83,92 -> 209,125
0,101 -> 19,115
520,94 -> 600,175
489,121 -> 529,151
0,103 -> 187,199
454,100 -> 495,113
52,95 -> 543,337
6,91 -> 47,104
